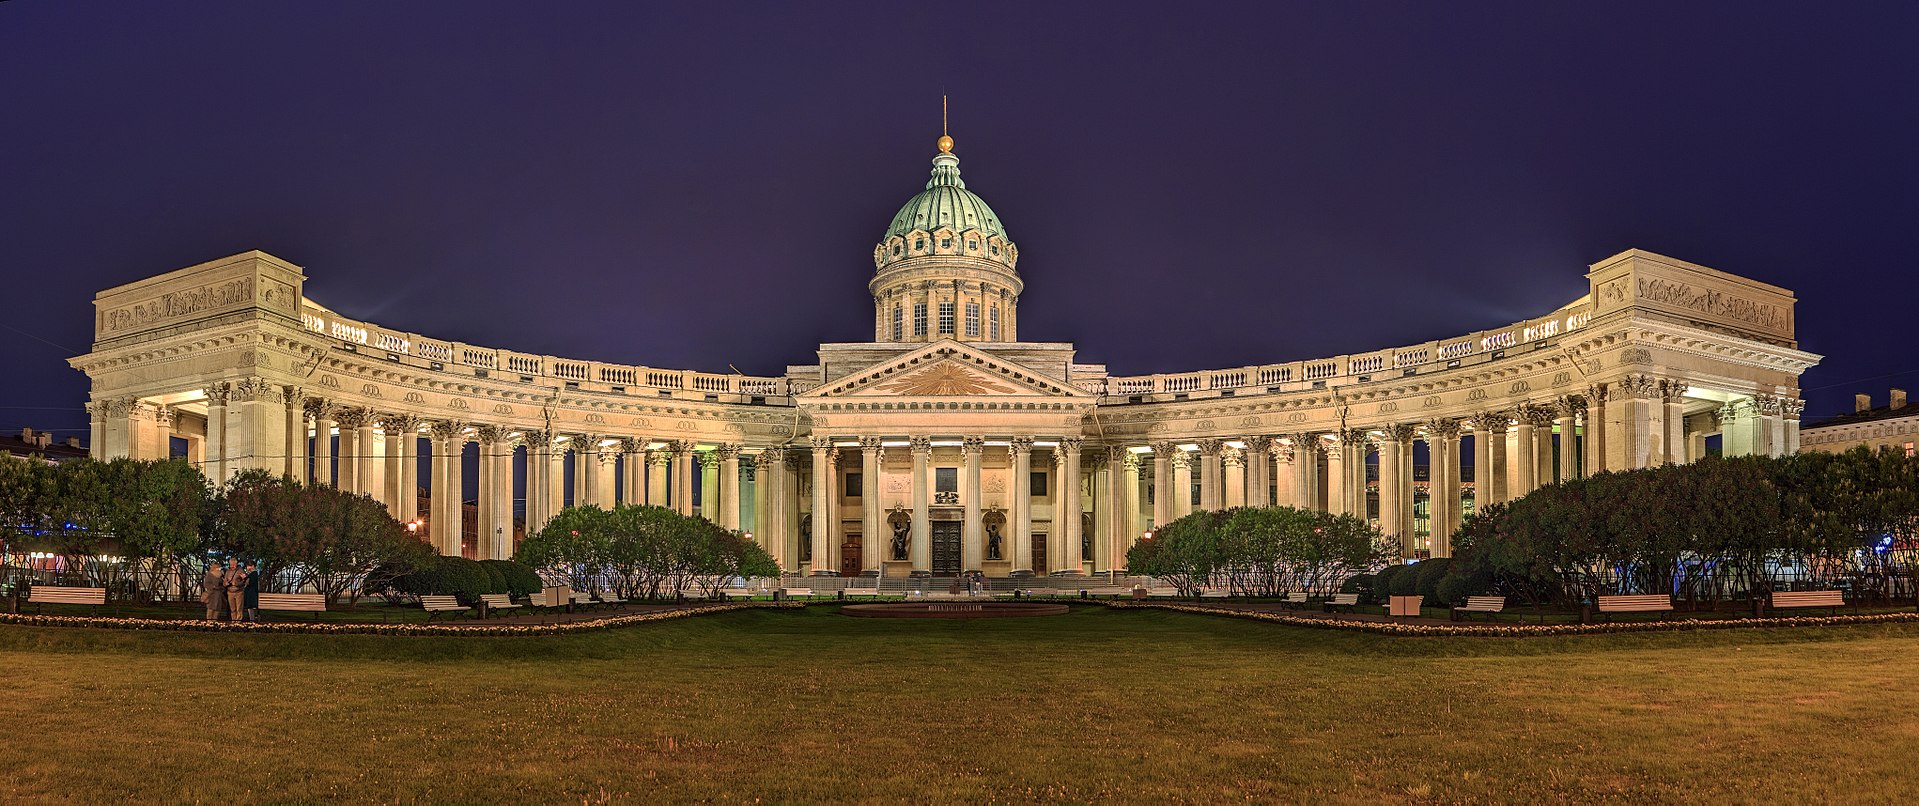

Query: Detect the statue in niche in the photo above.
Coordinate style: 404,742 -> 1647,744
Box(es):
798,514 -> 812,563
986,521 -> 1004,561
891,519 -> 910,561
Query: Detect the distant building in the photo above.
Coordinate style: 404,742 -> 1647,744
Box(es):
1,428 -> 89,464
1800,389 -> 1919,456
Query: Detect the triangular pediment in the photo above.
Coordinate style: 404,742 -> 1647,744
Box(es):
802,341 -> 1091,400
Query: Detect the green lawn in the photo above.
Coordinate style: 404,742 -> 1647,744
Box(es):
1,605 -> 1915,802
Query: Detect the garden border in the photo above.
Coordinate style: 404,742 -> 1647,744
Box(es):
0,602 -> 804,637
1103,601 -> 1919,637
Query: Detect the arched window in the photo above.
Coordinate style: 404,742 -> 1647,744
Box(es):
891,305 -> 903,341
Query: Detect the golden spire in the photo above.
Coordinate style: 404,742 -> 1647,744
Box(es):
937,95 -> 954,154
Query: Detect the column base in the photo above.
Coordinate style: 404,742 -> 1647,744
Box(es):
1007,570 -> 1035,578
859,570 -> 880,578
1051,570 -> 1086,577
910,570 -> 932,578
809,570 -> 838,577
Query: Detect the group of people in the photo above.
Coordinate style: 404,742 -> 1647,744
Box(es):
200,558 -> 259,622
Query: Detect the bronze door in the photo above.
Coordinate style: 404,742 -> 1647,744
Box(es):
1032,533 -> 1049,576
932,521 -> 962,575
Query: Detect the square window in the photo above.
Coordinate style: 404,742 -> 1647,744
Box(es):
1030,471 -> 1048,497
845,472 -> 862,497
935,467 -> 958,493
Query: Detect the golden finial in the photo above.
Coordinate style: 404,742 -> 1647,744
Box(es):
937,95 -> 954,153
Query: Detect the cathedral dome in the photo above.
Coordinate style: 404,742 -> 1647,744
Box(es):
882,152 -> 1008,243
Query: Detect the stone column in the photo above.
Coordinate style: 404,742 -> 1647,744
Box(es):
1469,414 -> 1507,508
351,410 -> 378,499
754,447 -> 780,568
673,441 -> 696,516
1270,439 -> 1295,509
1377,427 -> 1406,554
598,449 -> 619,509
230,378 -> 287,479
824,448 -> 842,572
306,399 -> 335,486
446,429 -> 467,557
1324,435 -> 1346,516
1170,447 -> 1193,520
85,402 -> 105,460
1120,449 -> 1142,564
383,415 -> 421,523
1221,445 -> 1246,508
1609,375 -> 1659,470
278,386 -> 302,480
1196,439 -> 1222,511
962,436 -> 985,573
524,431 -> 547,532
692,451 -> 713,519
427,422 -> 453,553
1010,437 -> 1034,576
475,426 -> 499,559
140,404 -> 171,461
332,406 -> 364,494
718,444 -> 741,531
619,439 -> 644,504
1784,398 -> 1804,455
646,448 -> 669,507
1584,385 -> 1607,477
579,434 -> 604,508
1243,437 -> 1270,507
784,451 -> 806,572
1662,382 -> 1689,463
910,437 -> 931,575
1510,410 -> 1537,499
545,436 -> 565,521
1282,435 -> 1311,511
1554,396 -> 1581,483
1102,447 -> 1126,574
1151,443 -> 1175,527
1059,438 -> 1084,575
1532,409 -> 1555,490
203,385 -> 230,483
809,437 -> 833,576
860,439 -> 881,575
1426,418 -> 1461,558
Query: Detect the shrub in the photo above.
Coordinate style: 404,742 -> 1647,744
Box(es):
481,559 -> 543,598
476,560 -> 509,595
1372,565 -> 1402,602
1414,557 -> 1453,604
1387,562 -> 1421,597
396,556 -> 493,602
1435,570 -> 1490,606
1341,573 -> 1375,602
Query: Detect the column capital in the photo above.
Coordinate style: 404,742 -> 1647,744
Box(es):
825,446 -> 843,468
571,433 -> 605,453
1383,423 -> 1418,444
671,439 -> 696,455
1196,438 -> 1223,457
1423,417 -> 1462,441
1519,404 -> 1558,429
1271,440 -> 1297,463
809,436 -> 834,451
475,425 -> 505,444
960,436 -> 986,455
1166,447 -> 1191,469
1660,380 -> 1689,404
1243,435 -> 1272,454
698,451 -> 722,469
1753,392 -> 1784,416
1553,395 -> 1585,417
1336,427 -> 1370,446
302,397 -> 335,421
1120,449 -> 1141,470
333,407 -> 374,429
858,436 -> 883,453
1616,374 -> 1661,400
281,384 -> 305,406
430,420 -> 470,443
715,443 -> 741,460
1057,437 -> 1082,453
1010,436 -> 1035,454
380,413 -> 423,435
1586,382 -> 1609,403
1219,444 -> 1243,467
231,377 -> 281,404
202,382 -> 232,406
619,436 -> 647,454
910,435 -> 934,455
1468,412 -> 1506,435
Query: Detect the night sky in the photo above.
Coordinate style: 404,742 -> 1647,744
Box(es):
4,2 -> 1916,443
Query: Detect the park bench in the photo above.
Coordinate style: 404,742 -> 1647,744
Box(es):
1770,589 -> 1848,615
778,588 -> 815,600
1593,594 -> 1673,621
596,592 -> 627,608
569,592 -> 606,611
257,593 -> 327,620
1199,589 -> 1233,598
1323,593 -> 1360,613
844,589 -> 883,599
1451,595 -> 1507,621
1278,591 -> 1312,609
27,586 -> 107,614
479,593 -> 521,618
421,595 -> 471,622
1082,587 -> 1127,598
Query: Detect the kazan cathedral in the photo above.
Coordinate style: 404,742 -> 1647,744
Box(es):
71,132 -> 1818,579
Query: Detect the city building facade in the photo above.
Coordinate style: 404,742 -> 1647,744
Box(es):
69,137 -> 1819,575
1800,389 -> 1919,456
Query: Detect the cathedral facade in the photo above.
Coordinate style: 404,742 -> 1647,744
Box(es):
70,137 -> 1820,577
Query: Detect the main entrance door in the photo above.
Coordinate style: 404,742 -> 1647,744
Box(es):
1032,533 -> 1049,576
840,538 -> 862,577
931,521 -> 962,575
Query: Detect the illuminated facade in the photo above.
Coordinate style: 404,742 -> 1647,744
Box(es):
70,136 -> 1820,575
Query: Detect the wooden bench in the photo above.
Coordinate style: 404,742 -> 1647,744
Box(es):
1199,589 -> 1233,598
27,586 -> 107,613
1451,595 -> 1506,621
1594,594 -> 1673,621
421,595 -> 470,622
1771,589 -> 1847,615
1278,591 -> 1312,609
479,593 -> 521,618
1323,593 -> 1360,613
1024,588 -> 1062,598
257,593 -> 327,620
779,588 -> 815,600
844,589 -> 884,598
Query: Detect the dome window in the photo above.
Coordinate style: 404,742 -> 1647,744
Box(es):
892,245 -> 901,256
967,239 -> 978,251
991,244 -> 1000,256
941,237 -> 952,249
914,238 -> 925,251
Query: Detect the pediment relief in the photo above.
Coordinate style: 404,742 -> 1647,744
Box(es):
804,342 -> 1089,400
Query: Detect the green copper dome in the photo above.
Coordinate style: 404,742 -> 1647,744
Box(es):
882,152 -> 1009,242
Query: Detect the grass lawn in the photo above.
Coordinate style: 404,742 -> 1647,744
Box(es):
1,605 -> 1915,802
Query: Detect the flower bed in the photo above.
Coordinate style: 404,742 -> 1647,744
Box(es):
0,602 -> 803,637
1103,601 -> 1919,637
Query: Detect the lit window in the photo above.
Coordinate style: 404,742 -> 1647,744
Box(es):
965,302 -> 980,337
989,306 -> 1000,340
891,305 -> 903,341
939,302 -> 955,334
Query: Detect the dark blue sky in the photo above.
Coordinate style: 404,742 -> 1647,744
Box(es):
4,1 -> 1915,441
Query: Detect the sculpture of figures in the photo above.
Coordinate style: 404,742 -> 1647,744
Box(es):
798,514 -> 812,563
986,521 -> 1003,561
891,518 -> 910,561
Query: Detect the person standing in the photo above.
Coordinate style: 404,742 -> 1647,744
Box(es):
225,558 -> 247,622
201,562 -> 227,621
243,561 -> 261,622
